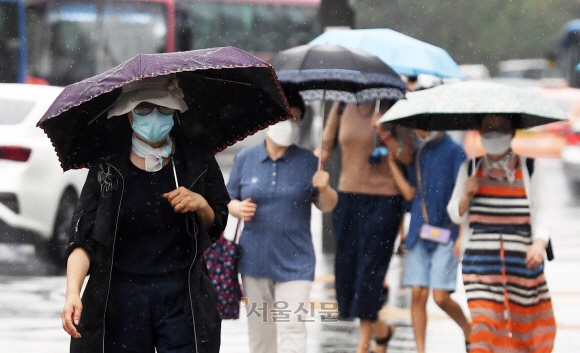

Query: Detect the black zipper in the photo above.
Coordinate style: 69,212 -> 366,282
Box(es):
101,162 -> 124,353
185,166 -> 207,352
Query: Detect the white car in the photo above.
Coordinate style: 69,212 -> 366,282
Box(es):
0,84 -> 88,265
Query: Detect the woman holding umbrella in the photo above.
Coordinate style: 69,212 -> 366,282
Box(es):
38,47 -> 291,353
383,126 -> 471,353
379,81 -> 564,353
319,101 -> 413,353
60,75 -> 231,353
227,90 -> 338,353
447,114 -> 556,352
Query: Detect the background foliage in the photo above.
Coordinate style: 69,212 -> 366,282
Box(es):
354,0 -> 580,73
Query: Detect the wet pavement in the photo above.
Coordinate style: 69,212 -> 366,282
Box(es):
0,155 -> 579,352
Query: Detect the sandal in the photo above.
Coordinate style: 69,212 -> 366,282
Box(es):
369,325 -> 396,353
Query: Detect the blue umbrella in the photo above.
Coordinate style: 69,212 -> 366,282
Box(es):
309,28 -> 465,80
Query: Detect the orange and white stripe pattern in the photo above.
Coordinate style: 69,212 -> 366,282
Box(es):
463,159 -> 556,352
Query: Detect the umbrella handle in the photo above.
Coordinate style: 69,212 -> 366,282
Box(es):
374,99 -> 381,152
471,131 -> 476,176
172,158 -> 179,188
318,90 -> 327,170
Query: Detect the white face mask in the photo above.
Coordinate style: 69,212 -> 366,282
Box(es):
481,132 -> 513,155
266,120 -> 299,147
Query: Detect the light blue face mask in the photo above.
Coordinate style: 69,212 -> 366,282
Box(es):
131,109 -> 175,143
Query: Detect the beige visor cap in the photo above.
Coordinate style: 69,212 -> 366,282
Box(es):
107,75 -> 189,119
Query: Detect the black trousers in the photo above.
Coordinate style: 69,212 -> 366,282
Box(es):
333,192 -> 402,321
104,278 -> 196,353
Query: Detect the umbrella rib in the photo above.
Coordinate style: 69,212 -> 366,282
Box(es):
300,48 -> 312,72
88,101 -> 117,125
188,73 -> 253,87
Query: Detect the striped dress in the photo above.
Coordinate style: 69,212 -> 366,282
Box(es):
462,158 -> 556,353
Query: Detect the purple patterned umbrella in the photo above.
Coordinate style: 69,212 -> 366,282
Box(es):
37,47 -> 290,171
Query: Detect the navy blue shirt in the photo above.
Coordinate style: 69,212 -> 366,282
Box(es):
227,143 -> 318,281
406,136 -> 466,250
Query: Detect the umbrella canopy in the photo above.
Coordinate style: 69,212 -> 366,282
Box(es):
377,81 -> 569,130
309,28 -> 464,80
269,44 -> 407,104
37,47 -> 290,171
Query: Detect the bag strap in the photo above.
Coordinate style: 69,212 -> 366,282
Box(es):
233,218 -> 243,243
467,157 -> 483,177
414,148 -> 430,224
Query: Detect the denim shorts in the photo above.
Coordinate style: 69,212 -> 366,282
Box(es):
403,239 -> 459,292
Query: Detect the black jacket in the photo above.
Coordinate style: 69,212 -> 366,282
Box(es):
65,134 -> 230,353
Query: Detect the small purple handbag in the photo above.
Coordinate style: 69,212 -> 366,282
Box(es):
204,220 -> 243,320
419,224 -> 451,244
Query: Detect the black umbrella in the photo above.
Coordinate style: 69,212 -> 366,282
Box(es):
270,44 -> 407,168
37,47 -> 290,171
269,44 -> 407,104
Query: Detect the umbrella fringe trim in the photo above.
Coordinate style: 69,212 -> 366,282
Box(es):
214,65 -> 292,155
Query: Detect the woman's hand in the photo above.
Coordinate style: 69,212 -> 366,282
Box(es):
164,187 -> 215,229
163,186 -> 208,214
62,247 -> 90,339
62,294 -> 82,338
229,198 -> 257,221
464,176 -> 479,197
312,170 -> 330,192
526,239 -> 547,269
312,170 -> 339,212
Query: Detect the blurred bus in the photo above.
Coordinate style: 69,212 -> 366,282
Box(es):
177,0 -> 321,59
26,0 -> 322,86
0,0 -> 26,83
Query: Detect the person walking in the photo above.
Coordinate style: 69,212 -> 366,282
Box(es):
318,101 -> 413,353
60,76 -> 230,353
447,114 -> 556,353
384,127 -> 471,353
227,91 -> 338,353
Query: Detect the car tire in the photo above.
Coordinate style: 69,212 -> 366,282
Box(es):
47,188 -> 77,268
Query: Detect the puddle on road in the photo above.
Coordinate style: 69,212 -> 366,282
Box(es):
317,319 -> 416,353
